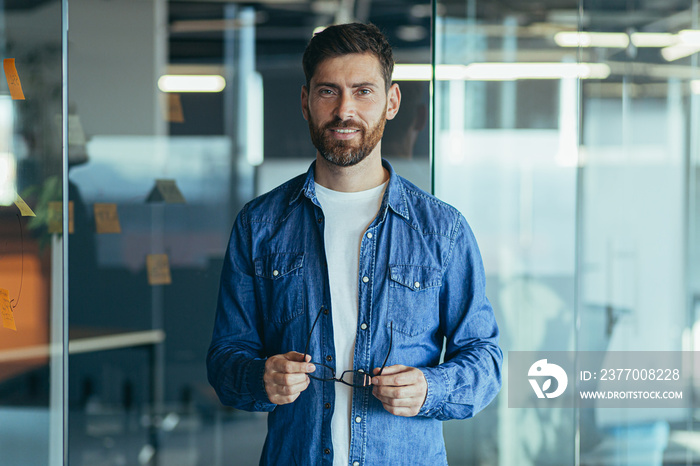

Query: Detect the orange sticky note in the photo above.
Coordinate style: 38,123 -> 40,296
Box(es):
164,93 -> 184,123
48,201 -> 74,234
94,203 -> 121,234
3,59 -> 25,100
147,254 -> 172,286
0,288 -> 16,331
14,195 -> 36,217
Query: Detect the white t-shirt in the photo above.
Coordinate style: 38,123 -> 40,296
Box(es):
315,181 -> 386,466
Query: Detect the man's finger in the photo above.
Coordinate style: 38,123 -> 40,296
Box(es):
373,365 -> 407,376
285,351 -> 313,362
373,391 -> 422,407
273,378 -> 310,396
373,384 -> 423,400
380,405 -> 420,417
371,366 -> 417,386
269,371 -> 310,387
268,354 -> 315,374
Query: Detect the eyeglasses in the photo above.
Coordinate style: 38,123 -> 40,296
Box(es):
303,306 -> 393,388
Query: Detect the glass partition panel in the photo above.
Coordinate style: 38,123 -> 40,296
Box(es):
434,3 -> 577,464
0,1 -> 66,465
578,1 -> 696,464
434,0 -> 699,465
66,1 -> 431,464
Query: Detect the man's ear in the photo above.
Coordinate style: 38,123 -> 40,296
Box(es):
301,85 -> 309,121
385,83 -> 401,121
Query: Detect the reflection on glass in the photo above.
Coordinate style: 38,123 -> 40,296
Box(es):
0,1 -> 65,465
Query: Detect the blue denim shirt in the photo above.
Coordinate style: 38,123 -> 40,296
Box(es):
207,160 -> 502,466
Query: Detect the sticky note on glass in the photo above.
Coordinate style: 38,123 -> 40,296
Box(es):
164,93 -> 185,123
3,59 -> 25,100
146,179 -> 186,204
94,203 -> 121,234
48,201 -> 75,234
14,195 -> 36,217
147,254 -> 172,286
0,288 -> 16,331
68,114 -> 87,146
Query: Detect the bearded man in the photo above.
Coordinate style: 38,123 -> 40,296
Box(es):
207,22 -> 502,466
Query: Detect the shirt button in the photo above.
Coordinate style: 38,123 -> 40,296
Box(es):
366,232 -> 373,239
272,270 -> 279,277
360,323 -> 367,330
326,355 -> 333,362
323,307 -> 329,315
324,448 -> 331,455
317,217 -> 323,224
355,416 -> 362,423
358,369 -> 364,373
353,462 -> 360,466
324,402 -> 331,409
362,276 -> 369,283
414,281 -> 420,289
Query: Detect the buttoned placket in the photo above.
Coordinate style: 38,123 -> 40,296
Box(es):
312,203 -> 336,465
348,225 -> 379,466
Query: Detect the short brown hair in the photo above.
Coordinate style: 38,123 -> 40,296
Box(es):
302,23 -> 394,92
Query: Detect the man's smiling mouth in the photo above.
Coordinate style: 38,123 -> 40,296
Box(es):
332,129 -> 359,133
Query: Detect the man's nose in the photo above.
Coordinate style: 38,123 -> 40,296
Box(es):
333,92 -> 356,121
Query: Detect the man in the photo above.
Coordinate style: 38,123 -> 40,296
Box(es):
207,23 -> 502,465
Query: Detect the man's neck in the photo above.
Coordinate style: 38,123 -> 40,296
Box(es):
314,151 -> 389,193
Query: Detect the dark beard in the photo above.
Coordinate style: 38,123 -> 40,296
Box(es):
308,115 -> 386,167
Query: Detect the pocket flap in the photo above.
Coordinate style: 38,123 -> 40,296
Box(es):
389,265 -> 441,291
254,253 -> 304,279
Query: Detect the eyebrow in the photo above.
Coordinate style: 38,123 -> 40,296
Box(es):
314,81 -> 379,89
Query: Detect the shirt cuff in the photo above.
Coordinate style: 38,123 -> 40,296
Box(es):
245,358 -> 276,411
417,366 -> 447,417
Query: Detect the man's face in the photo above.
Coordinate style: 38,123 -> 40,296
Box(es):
301,53 -> 400,167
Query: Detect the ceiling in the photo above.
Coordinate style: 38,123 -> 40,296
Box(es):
8,0 -> 699,67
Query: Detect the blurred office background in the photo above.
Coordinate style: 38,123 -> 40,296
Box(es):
0,0 -> 699,464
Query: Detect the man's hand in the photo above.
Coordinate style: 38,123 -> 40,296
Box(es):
371,365 -> 427,417
263,351 -> 315,405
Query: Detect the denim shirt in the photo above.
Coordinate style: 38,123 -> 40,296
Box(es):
207,160 -> 502,466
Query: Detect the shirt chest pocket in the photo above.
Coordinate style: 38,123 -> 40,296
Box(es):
254,253 -> 304,324
388,265 -> 442,336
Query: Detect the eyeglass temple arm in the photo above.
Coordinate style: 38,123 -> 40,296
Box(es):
376,321 -> 393,376
303,304 -> 325,358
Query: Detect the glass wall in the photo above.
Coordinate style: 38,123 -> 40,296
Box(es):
434,0 -> 700,464
64,0 -> 431,465
0,0 -> 66,465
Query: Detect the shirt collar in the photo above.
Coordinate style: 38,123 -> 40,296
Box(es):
291,159 -> 410,222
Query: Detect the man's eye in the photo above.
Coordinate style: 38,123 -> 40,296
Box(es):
358,89 -> 371,95
319,89 -> 334,95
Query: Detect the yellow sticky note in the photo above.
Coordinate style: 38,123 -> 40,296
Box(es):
0,288 -> 16,331
147,254 -> 172,286
48,201 -> 74,234
3,59 -> 25,100
94,203 -> 121,234
164,93 -> 185,123
14,195 -> 36,217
